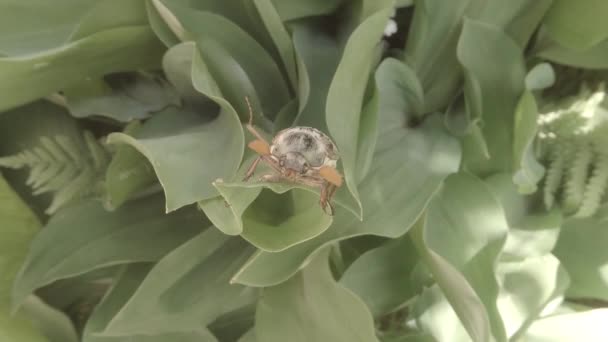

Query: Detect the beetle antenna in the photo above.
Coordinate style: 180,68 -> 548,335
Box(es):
245,96 -> 253,126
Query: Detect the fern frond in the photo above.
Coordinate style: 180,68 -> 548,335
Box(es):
0,131 -> 110,214
562,138 -> 593,214
576,151 -> 608,218
543,145 -> 564,209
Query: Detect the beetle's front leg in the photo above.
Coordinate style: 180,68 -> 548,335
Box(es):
243,156 -> 262,181
319,181 -> 335,216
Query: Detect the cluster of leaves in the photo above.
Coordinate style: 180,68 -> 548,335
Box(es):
2,0 -> 608,342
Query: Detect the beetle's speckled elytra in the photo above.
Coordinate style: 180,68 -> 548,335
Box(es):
242,98 -> 343,215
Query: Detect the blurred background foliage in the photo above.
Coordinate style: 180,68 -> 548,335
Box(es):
2,0 -> 608,341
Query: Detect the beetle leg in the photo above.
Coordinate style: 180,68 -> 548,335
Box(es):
245,97 -> 272,148
319,181 -> 335,216
243,156 -> 262,181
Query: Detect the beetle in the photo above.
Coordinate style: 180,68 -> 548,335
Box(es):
242,98 -> 343,215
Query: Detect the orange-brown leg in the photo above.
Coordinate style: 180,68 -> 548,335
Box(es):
243,156 -> 262,181
319,182 -> 335,216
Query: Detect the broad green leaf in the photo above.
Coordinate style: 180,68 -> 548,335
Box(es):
199,182 -> 261,236
84,264 -> 218,342
238,330 -> 256,342
68,0 -> 148,41
524,309 -> 608,341
0,0 -> 147,56
413,286 -> 471,342
525,63 -> 556,91
512,91 -> 545,194
203,169 -> 335,250
0,174 -> 50,342
232,59 -> 461,286
12,194 -> 205,308
269,0 -> 344,21
543,0 -> 608,51
255,248 -> 378,342
0,175 -> 41,306
253,0 -> 298,91
413,173 -> 510,342
104,122 -> 159,210
240,190 -> 332,252
104,230 -> 256,336
0,0 -> 93,55
63,73 -> 179,122
535,35 -> 608,69
19,296 -> 79,342
553,217 -> 608,301
477,0 -> 553,48
0,26 -> 165,112
292,23 -> 340,130
372,58 -> 424,121
106,105 -> 243,211
326,6 -> 393,218
458,19 -> 526,175
497,255 -> 569,340
380,333 -> 436,342
162,42 -> 204,103
340,236 -> 421,317
163,3 -> 290,120
208,303 -> 255,342
484,173 -> 562,261
404,0 -> 471,113
146,0 -> 180,47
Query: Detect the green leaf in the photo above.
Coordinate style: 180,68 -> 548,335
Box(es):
0,174 -> 42,306
0,174 -> 51,342
269,0 -> 344,21
83,264 -> 218,342
0,26 -> 165,112
146,0 -> 180,47
340,235 -> 421,317
19,296 -> 79,342
371,58 -> 424,119
326,6 -> 393,218
253,0 -> 298,91
255,248 -> 378,342
524,309 -> 608,341
106,105 -> 244,212
497,255 -> 570,340
543,0 -> 608,51
412,173 -> 510,342
163,3 -> 290,120
535,35 -> 608,69
232,59 -> 461,286
12,194 -> 205,309
413,285 -> 471,342
104,122 -> 158,210
484,174 -> 562,261
104,230 -> 256,336
512,91 -> 545,194
68,0 -> 148,41
476,0 -> 553,47
525,63 -> 556,91
292,22 -> 339,129
403,0 -> 470,113
458,19 -> 526,175
63,73 -> 179,122
553,217 -> 608,301
240,189 -> 333,252
0,0 -> 147,56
